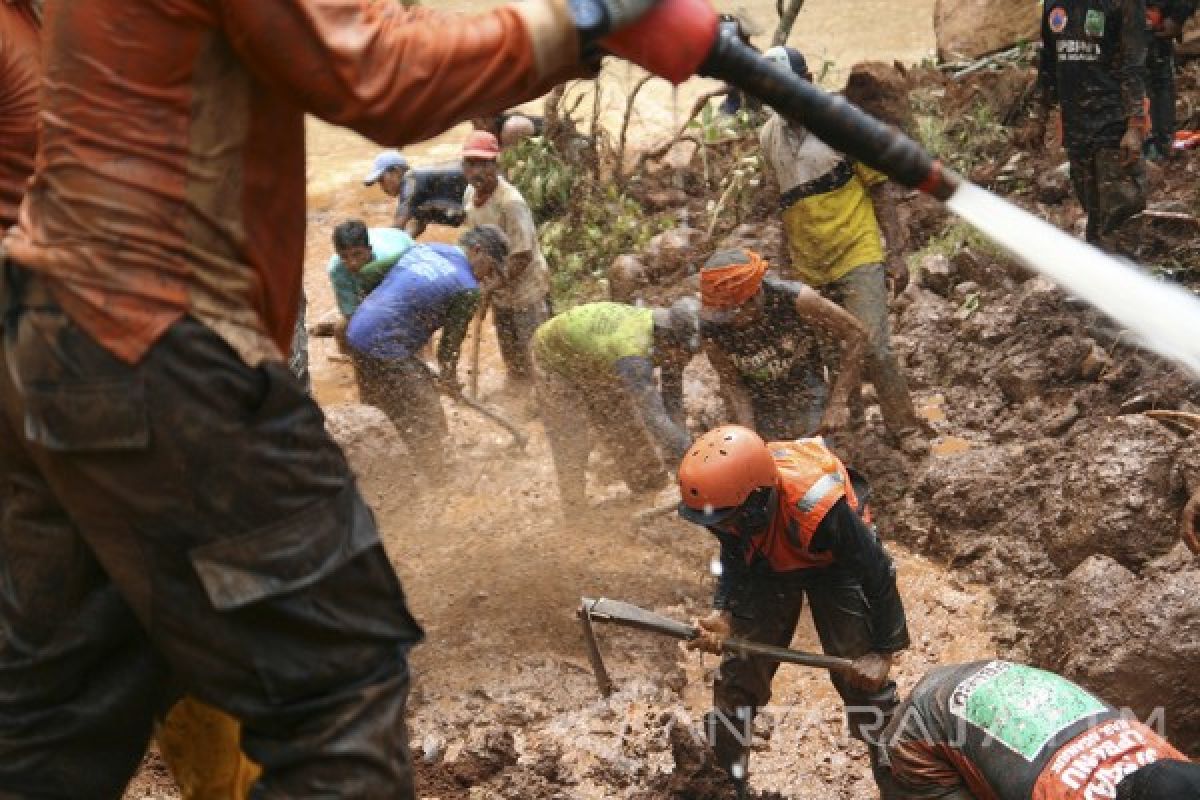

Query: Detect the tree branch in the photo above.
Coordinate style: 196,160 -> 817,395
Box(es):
772,0 -> 806,47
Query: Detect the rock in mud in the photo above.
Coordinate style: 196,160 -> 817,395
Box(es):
1035,169 -> 1071,205
1038,550 -> 1200,753
1050,416 -> 1185,572
628,726 -> 788,800
843,62 -> 916,135
934,0 -> 1040,61
643,226 -> 706,276
918,254 -> 954,296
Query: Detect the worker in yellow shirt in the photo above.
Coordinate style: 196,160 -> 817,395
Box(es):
759,46 -> 926,455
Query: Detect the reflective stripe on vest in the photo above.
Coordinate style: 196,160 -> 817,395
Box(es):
748,438 -> 859,573
797,471 -> 845,513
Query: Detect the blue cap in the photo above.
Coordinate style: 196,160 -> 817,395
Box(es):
363,150 -> 409,185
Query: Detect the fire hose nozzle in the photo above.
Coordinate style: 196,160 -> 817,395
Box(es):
697,25 -> 962,200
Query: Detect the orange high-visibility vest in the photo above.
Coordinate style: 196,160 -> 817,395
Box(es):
746,438 -> 862,572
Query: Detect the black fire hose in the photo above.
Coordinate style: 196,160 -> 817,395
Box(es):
696,27 -> 961,201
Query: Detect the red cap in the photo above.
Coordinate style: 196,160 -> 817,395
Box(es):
462,130 -> 500,160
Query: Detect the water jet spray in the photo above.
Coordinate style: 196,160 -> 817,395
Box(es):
604,2 -> 1200,378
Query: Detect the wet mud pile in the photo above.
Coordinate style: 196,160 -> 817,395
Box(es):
847,59 -> 1200,752
882,260 -> 1200,749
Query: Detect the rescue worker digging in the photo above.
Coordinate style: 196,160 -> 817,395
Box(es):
532,298 -> 702,512
347,226 -> 509,481
364,149 -> 469,239
874,659 -> 1200,800
678,425 -> 910,788
0,0 -> 698,794
327,218 -> 416,320
699,248 -> 869,441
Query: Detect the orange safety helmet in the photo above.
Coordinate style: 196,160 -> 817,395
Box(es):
677,425 -> 780,526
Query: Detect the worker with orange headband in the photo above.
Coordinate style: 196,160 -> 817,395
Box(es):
698,249 -> 868,440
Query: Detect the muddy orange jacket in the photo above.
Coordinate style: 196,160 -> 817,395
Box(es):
0,0 -> 39,231
2,0 -> 577,366
753,438 -> 860,571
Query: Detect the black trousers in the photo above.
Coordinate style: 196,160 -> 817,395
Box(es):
1067,146 -> 1146,248
492,299 -> 549,384
0,266 -> 422,798
354,351 -> 447,477
709,573 -> 899,779
1146,38 -> 1176,155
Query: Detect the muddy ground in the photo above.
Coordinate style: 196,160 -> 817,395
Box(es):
125,4 -> 1200,799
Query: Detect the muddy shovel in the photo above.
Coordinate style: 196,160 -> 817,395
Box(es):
577,596 -> 853,697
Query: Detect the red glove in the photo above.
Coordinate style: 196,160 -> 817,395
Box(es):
601,0 -> 720,84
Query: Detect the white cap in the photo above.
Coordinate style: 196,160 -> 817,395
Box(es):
363,150 -> 409,185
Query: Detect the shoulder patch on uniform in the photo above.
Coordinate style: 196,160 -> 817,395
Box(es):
1084,8 -> 1105,36
1048,5 -> 1068,33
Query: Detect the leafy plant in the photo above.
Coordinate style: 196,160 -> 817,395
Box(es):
502,133 -> 672,310
501,135 -> 580,225
540,186 -> 674,309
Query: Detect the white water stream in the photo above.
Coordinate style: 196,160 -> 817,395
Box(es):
947,182 -> 1200,379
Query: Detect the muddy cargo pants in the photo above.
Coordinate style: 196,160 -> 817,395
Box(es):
821,264 -> 921,437
493,297 -> 549,385
1068,147 -> 1147,249
535,361 -> 667,509
708,573 -> 899,781
0,266 -> 423,798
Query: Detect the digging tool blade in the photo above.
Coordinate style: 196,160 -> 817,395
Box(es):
417,361 -> 528,450
576,597 -> 854,697
582,597 -> 699,641
577,598 -> 614,697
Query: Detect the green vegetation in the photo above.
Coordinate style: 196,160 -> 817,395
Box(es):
502,135 -> 672,310
912,93 -> 1010,176
501,135 -> 579,225
688,106 -> 765,234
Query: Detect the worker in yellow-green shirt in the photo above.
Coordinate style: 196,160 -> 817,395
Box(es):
759,46 -> 926,455
533,299 -> 702,513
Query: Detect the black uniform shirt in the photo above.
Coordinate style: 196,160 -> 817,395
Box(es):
1040,0 -> 1148,152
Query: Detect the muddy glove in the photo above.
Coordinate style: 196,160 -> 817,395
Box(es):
843,651 -> 893,692
686,610 -> 732,655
